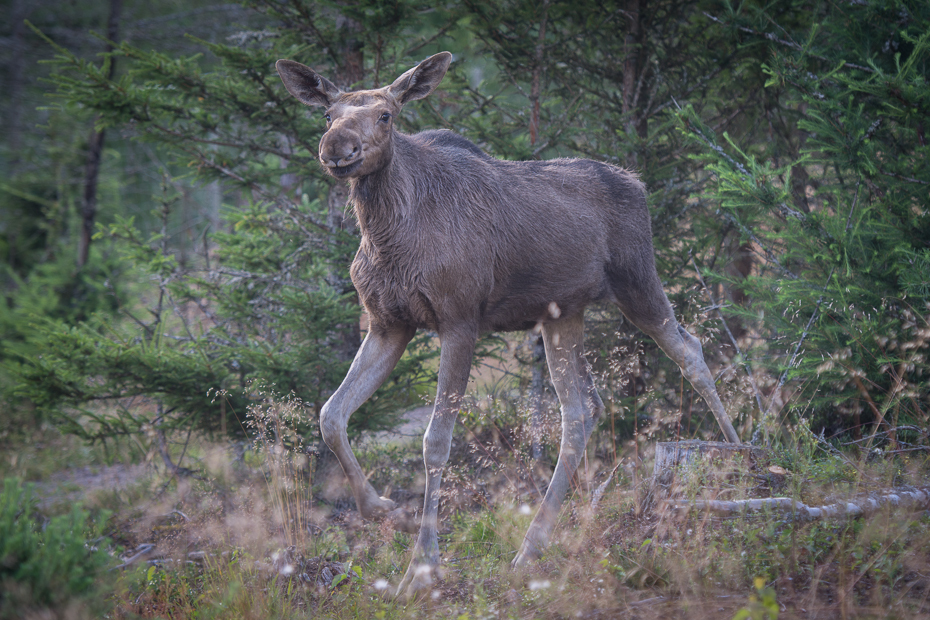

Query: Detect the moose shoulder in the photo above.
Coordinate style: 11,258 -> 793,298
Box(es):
276,51 -> 740,599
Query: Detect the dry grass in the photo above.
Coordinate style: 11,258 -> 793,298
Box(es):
6,396 -> 930,620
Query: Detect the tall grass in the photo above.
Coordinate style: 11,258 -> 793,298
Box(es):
7,389 -> 929,619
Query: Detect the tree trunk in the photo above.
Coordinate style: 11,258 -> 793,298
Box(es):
722,238 -> 754,341
643,439 -> 760,512
529,333 -> 547,462
77,0 -> 123,269
528,0 -> 549,148
323,15 -> 365,361
621,0 -> 649,165
4,0 -> 31,173
315,14 -> 365,480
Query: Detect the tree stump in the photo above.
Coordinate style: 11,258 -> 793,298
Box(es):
643,440 -> 764,513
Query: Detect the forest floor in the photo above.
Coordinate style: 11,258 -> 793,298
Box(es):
4,408 -> 930,620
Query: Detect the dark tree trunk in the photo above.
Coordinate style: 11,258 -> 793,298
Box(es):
528,0 -> 549,148
722,239 -> 754,341
322,14 -> 365,361
305,11 -> 368,481
77,0 -> 123,269
621,0 -> 649,165
529,333 -> 547,462
5,0 -> 31,173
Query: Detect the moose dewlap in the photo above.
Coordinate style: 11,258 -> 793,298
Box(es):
275,51 -> 739,599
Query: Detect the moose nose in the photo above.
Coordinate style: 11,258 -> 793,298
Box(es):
321,140 -> 362,169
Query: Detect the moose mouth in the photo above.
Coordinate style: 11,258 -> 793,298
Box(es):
326,158 -> 364,178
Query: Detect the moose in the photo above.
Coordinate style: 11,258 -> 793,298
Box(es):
276,51 -> 739,598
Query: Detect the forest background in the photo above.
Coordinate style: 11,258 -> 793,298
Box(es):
0,0 -> 928,617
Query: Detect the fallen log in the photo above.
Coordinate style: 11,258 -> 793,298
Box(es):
666,487 -> 930,520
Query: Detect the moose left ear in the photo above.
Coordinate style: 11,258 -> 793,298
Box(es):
388,52 -> 452,105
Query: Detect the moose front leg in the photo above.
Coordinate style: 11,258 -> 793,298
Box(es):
513,313 -> 603,567
320,325 -> 415,519
396,327 -> 477,599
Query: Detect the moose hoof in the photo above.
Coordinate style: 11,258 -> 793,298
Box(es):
511,541 -> 543,570
359,495 -> 396,520
383,506 -> 420,533
396,561 -> 441,601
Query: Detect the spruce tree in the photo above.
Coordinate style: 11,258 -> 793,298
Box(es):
680,0 -> 930,442
13,1 -> 454,446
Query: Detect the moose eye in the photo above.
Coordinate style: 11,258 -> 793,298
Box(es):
323,113 -> 332,123
379,112 -> 391,123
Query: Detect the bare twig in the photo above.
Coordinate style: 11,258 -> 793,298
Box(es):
154,414 -> 205,481
591,459 -> 624,512
111,543 -> 156,570
150,123 -> 314,161
842,426 -> 929,445
403,24 -> 456,58
879,170 -> 930,185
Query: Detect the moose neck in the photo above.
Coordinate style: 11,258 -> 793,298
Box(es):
349,131 -> 416,245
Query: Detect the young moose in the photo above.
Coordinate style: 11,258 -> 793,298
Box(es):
276,52 -> 740,598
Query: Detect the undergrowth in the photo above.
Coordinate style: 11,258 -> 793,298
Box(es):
5,396 -> 930,619
0,478 -> 115,619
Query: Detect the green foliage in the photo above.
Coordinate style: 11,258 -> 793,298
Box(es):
680,0 -> 930,438
733,577 -> 779,620
0,102 -> 131,431
450,510 -> 504,556
10,2 -> 449,447
0,478 -> 114,618
5,0 -> 930,452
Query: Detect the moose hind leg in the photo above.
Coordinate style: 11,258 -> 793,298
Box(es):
608,265 -> 740,443
648,321 -> 740,443
513,313 -> 603,567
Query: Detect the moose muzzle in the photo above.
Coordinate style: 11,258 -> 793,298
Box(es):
319,128 -> 363,176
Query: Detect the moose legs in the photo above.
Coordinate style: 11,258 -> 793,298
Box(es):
609,265 -> 740,444
514,313 -> 603,567
397,327 -> 477,599
644,320 -> 740,443
319,325 -> 415,518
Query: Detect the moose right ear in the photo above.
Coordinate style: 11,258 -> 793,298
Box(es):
275,60 -> 342,107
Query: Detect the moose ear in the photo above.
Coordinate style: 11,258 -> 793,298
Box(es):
388,52 -> 452,105
275,59 -> 342,107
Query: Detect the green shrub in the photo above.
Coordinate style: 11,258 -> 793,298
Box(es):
0,478 -> 114,618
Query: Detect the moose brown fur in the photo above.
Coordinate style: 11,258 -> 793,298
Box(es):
276,51 -> 739,598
